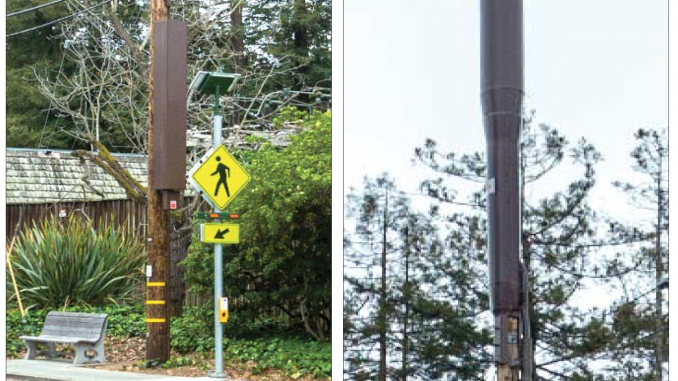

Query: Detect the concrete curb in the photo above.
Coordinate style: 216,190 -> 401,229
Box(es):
7,360 -> 237,381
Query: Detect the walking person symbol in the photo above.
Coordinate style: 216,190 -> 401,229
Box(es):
211,156 -> 231,197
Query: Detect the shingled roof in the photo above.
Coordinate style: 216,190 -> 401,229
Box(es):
6,148 -> 148,205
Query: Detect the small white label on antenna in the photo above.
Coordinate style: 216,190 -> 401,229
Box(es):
486,178 -> 496,195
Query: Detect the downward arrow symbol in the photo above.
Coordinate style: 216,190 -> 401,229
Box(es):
214,228 -> 230,239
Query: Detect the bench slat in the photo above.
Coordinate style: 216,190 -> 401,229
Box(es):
45,317 -> 106,325
42,326 -> 102,334
45,319 -> 106,326
41,328 -> 101,338
47,312 -> 107,319
43,322 -> 104,331
41,312 -> 107,339
20,335 -> 88,344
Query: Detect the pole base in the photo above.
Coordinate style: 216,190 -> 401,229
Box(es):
208,371 -> 227,379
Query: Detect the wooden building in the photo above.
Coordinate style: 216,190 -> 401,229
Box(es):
6,148 -> 149,241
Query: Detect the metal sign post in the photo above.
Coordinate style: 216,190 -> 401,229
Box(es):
211,85 -> 226,378
187,72 -> 246,379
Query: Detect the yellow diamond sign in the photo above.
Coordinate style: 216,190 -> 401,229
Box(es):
188,145 -> 251,210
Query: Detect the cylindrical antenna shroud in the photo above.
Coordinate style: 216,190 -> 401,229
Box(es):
481,0 -> 524,314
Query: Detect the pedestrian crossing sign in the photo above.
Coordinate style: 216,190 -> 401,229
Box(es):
187,145 -> 251,210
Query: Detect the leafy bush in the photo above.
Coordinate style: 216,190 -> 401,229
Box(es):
85,304 -> 147,338
7,216 -> 145,310
224,337 -> 331,378
170,307 -> 215,353
170,306 -> 292,353
170,306 -> 330,378
6,309 -> 47,356
183,109 -> 332,341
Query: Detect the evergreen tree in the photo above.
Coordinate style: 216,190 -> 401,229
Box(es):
414,115 -> 639,380
605,128 -> 669,381
344,176 -> 490,381
6,0 -> 78,148
344,176 -> 407,381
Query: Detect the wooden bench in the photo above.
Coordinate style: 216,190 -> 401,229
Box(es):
20,311 -> 108,365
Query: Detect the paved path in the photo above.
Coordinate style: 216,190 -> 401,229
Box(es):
7,360 -> 224,381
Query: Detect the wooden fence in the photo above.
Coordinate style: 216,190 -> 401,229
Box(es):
6,199 -> 148,243
5,200 -> 323,324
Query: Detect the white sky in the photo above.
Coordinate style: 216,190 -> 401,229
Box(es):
344,0 -> 668,226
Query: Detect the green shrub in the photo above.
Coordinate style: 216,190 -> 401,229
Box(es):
170,306 -> 292,353
7,216 -> 145,310
224,337 -> 331,378
169,306 -> 330,378
6,309 -> 47,356
170,307 -> 214,353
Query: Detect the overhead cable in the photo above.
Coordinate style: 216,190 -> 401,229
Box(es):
7,0 -> 109,38
7,0 -> 66,18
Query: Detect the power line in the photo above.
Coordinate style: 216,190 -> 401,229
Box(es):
7,0 -> 109,38
7,0 -> 66,18
39,48 -> 68,149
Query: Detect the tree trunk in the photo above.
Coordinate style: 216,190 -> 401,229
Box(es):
654,157 -> 664,380
292,0 -> 309,103
229,0 -> 245,126
521,153 -> 537,381
401,227 -> 409,381
522,234 -> 537,381
379,190 -> 388,381
230,0 -> 245,74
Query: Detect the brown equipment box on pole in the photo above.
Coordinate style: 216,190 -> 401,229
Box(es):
152,20 -> 188,193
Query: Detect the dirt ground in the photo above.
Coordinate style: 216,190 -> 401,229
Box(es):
11,336 -> 327,381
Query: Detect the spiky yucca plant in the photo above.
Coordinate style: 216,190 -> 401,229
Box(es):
7,215 -> 145,310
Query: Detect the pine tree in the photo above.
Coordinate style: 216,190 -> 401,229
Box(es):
344,176 -> 406,381
414,114 -> 640,380
6,0 -> 79,148
605,128 -> 669,381
344,176 -> 490,381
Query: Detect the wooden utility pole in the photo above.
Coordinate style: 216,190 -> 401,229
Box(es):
146,0 -> 170,362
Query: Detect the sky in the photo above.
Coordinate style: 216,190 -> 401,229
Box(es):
344,0 -> 668,225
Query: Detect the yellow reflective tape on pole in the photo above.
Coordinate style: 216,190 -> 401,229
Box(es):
146,318 -> 166,323
146,282 -> 166,287
146,300 -> 166,305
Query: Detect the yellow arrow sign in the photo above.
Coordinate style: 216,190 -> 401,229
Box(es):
200,223 -> 240,244
188,145 -> 251,210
